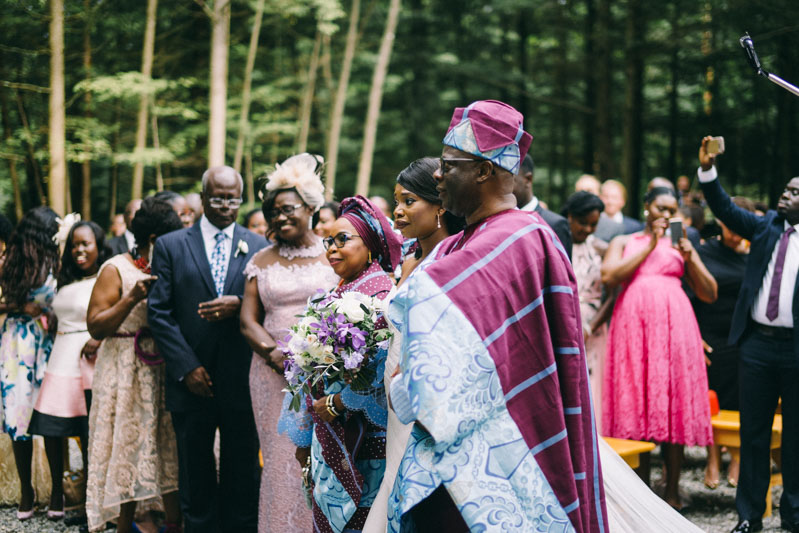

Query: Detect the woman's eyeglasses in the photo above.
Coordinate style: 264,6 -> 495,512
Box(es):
265,204 -> 304,220
323,232 -> 362,250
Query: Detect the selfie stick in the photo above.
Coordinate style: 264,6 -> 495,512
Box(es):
740,33 -> 799,97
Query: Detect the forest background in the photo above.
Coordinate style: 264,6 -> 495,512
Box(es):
1,0 -> 798,225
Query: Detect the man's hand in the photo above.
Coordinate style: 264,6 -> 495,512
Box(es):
185,366 -> 214,397
198,295 -> 240,322
699,136 -> 717,171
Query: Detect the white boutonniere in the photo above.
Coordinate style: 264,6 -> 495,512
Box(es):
235,239 -> 249,257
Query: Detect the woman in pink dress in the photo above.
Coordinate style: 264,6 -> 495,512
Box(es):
601,186 -> 717,509
240,154 -> 339,533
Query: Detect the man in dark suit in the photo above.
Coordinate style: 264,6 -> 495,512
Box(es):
107,198 -> 142,255
697,137 -> 799,533
513,154 -> 572,258
595,179 -> 644,242
148,166 -> 267,533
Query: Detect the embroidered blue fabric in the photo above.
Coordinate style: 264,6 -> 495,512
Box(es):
276,391 -> 313,448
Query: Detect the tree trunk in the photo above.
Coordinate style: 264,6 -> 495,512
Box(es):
16,92 -> 46,205
151,111 -> 164,191
132,0 -> 158,199
621,0 -> 644,217
583,0 -> 596,173
355,0 -> 401,197
48,0 -> 67,216
81,0 -> 93,219
324,0 -> 361,201
297,31 -> 322,154
593,0 -> 612,179
233,0 -> 265,185
208,0 -> 231,167
0,89 -> 23,220
109,105 -> 121,223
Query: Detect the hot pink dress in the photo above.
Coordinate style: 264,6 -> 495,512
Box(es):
603,233 -> 712,446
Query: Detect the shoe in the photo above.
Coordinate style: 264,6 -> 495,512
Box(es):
160,523 -> 183,533
17,489 -> 36,521
728,476 -> 738,488
730,519 -> 763,532
47,495 -> 66,520
704,478 -> 720,489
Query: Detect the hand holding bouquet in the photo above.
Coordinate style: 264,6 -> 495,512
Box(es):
282,290 -> 391,412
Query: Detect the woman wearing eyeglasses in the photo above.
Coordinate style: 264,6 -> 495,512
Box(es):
239,154 -> 338,533
282,195 -> 402,533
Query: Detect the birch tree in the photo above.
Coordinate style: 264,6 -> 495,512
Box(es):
206,0 -> 231,167
355,0 -> 401,196
48,0 -> 66,215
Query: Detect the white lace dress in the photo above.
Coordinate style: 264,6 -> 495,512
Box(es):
244,245 -> 339,533
86,255 -> 178,531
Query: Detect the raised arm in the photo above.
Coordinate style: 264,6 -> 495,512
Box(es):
601,223 -> 662,288
676,235 -> 718,304
87,263 -> 153,340
698,136 -> 762,240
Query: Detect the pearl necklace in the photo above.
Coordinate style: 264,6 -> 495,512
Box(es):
276,237 -> 325,261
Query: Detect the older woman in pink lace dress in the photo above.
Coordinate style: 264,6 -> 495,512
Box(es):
240,154 -> 339,533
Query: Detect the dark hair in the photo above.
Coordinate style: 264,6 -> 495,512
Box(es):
561,191 -> 605,218
0,206 -> 60,307
130,197 -> 183,249
520,154 -> 535,174
153,190 -> 183,207
0,213 -> 12,245
57,221 -> 111,289
260,188 -> 310,243
312,201 -> 340,228
396,157 -> 466,235
243,208 -> 262,228
644,186 -> 678,204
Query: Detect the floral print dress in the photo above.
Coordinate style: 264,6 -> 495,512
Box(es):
0,277 -> 56,441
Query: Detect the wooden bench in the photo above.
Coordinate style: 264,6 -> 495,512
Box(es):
711,409 -> 783,518
603,436 -> 656,469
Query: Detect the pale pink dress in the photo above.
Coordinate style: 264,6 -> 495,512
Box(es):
571,235 -> 608,435
603,233 -> 713,446
244,241 -> 339,533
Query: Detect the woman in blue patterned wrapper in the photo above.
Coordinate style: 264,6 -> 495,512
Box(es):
284,195 -> 402,533
0,206 -> 60,521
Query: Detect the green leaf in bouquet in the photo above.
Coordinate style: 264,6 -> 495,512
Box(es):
289,393 -> 302,413
349,366 -> 376,391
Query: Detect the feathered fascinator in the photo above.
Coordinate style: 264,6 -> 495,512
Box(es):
262,153 -> 326,212
53,213 -> 81,248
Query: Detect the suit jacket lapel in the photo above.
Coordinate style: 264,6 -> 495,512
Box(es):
187,224 -> 217,296
224,224 -> 247,295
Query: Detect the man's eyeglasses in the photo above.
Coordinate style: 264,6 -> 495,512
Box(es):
439,156 -> 485,174
208,197 -> 243,209
265,203 -> 304,220
322,232 -> 362,251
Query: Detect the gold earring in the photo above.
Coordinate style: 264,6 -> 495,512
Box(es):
368,251 -> 372,263
437,213 -> 441,229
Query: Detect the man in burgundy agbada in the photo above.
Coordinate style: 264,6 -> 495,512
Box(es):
388,100 -> 608,532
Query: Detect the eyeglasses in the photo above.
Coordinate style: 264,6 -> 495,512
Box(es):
266,203 -> 304,220
322,232 -> 362,251
439,156 -> 485,174
208,197 -> 243,209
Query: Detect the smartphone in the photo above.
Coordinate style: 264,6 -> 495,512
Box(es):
706,136 -> 725,155
669,218 -> 683,246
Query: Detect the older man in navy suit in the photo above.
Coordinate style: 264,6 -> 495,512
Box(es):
148,166 -> 267,533
697,137 -> 799,533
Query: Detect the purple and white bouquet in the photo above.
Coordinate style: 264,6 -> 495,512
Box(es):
282,290 -> 391,412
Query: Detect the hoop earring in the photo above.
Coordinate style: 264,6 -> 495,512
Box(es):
436,213 -> 441,229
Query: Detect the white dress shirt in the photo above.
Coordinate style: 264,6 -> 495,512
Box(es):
199,214 -> 235,270
124,229 -> 135,252
698,165 -> 799,327
520,196 -> 539,212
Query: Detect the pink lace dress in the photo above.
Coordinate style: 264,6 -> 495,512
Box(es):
602,233 -> 713,446
244,242 -> 339,533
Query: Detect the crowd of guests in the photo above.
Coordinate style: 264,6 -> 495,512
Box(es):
0,101 -> 795,533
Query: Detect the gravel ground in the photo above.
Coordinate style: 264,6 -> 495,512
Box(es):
0,446 -> 786,532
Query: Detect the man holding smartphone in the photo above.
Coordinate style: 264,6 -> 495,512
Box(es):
697,136 -> 799,533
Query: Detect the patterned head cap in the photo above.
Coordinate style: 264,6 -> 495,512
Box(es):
442,100 -> 533,174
